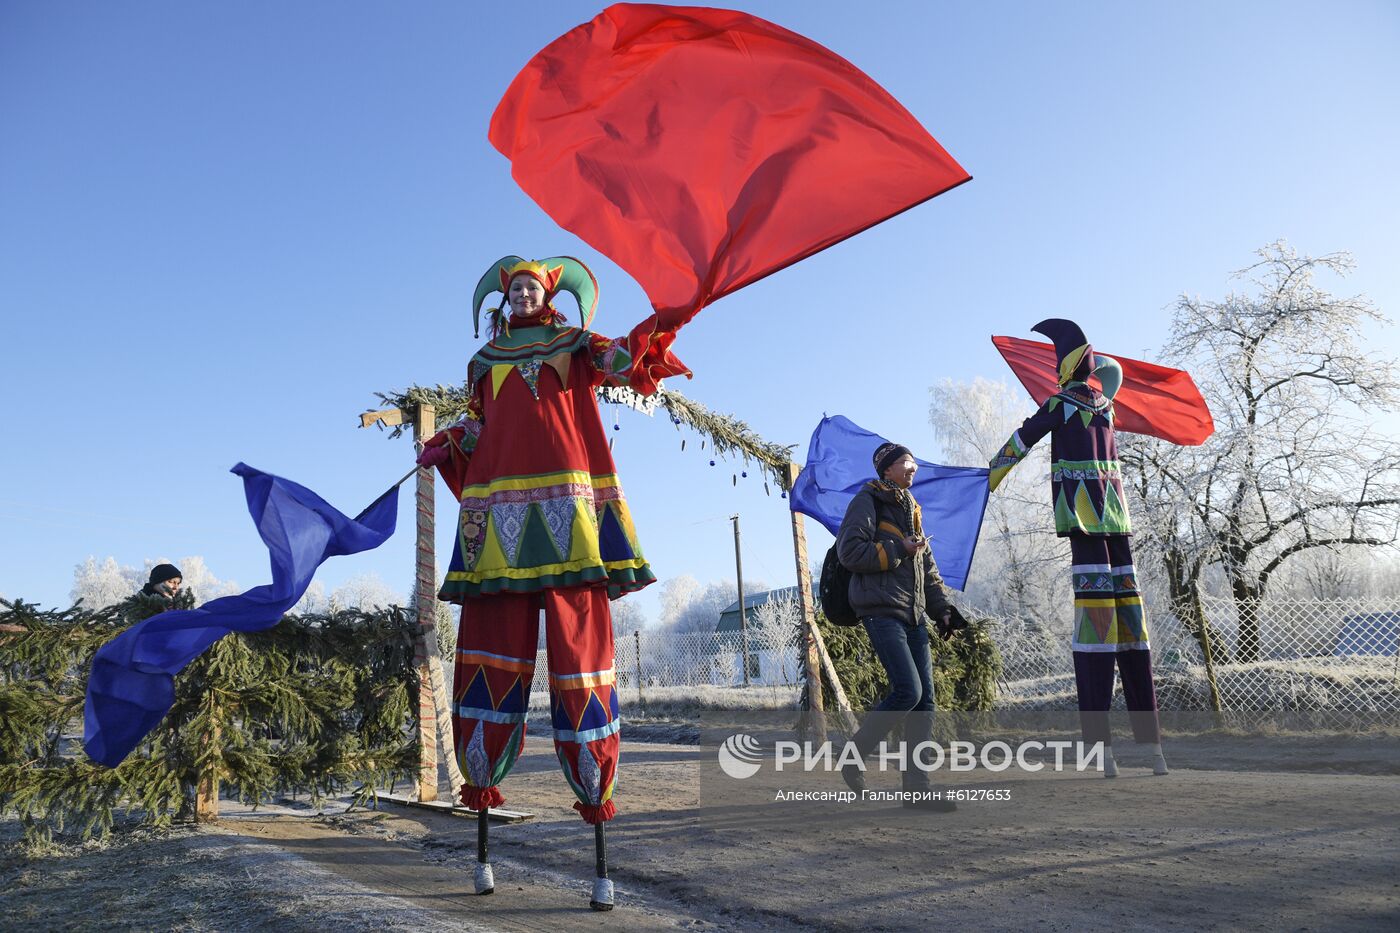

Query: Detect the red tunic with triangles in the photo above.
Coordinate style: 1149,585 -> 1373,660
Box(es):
431,322 -> 655,601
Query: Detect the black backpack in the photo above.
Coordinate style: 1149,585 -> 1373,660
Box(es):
819,546 -> 860,627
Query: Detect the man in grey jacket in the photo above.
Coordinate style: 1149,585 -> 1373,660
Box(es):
836,442 -> 955,811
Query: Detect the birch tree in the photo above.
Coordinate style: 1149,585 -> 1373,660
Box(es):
609,596 -> 647,636
1121,242 -> 1400,661
928,377 -> 1070,634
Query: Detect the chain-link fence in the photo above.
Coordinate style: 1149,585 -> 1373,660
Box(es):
611,626 -> 803,691
991,595 -> 1400,715
439,596 -> 1399,716
438,626 -> 806,714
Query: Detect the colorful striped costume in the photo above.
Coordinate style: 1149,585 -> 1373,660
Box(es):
425,256 -> 671,824
989,321 -> 1159,745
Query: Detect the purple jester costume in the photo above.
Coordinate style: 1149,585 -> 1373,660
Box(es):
989,319 -> 1162,759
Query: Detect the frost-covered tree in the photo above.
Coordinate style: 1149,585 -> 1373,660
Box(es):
657,575 -> 700,630
294,580 -> 328,615
329,573 -> 401,612
71,557 -> 141,609
1121,243 -> 1400,661
748,589 -> 801,646
609,596 -> 647,636
928,377 -> 1070,633
657,577 -> 767,635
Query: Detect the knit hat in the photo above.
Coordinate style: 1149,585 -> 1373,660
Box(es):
148,563 -> 183,586
873,443 -> 913,477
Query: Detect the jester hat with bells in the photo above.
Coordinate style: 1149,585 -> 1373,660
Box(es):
1031,317 -> 1122,401
473,255 -> 599,338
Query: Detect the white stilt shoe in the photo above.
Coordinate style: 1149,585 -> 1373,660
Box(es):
590,877 -> 615,911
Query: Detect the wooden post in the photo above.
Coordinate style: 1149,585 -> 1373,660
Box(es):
634,629 -> 645,707
785,462 -> 826,740
359,405 -> 465,799
195,721 -> 220,822
1192,584 -> 1225,724
195,678 -> 220,822
413,403 -> 439,802
813,628 -> 858,735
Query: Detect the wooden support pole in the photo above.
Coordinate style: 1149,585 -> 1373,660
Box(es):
785,462 -> 826,741
195,682 -> 221,822
412,403 -> 439,802
359,405 -> 465,798
1192,583 -> 1225,724
813,626 -> 858,735
634,628 -> 645,708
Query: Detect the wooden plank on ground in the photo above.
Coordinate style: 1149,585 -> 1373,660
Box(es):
378,791 -> 533,823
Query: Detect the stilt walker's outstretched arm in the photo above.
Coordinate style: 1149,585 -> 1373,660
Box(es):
474,807 -> 494,895
590,821 -> 614,911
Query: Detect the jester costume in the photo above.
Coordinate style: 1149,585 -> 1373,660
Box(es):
989,319 -> 1162,755
423,255 -> 675,826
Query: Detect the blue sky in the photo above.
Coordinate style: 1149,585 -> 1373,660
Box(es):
2,1 -> 1398,622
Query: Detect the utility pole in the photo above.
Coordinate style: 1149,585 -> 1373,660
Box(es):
730,514 -> 750,686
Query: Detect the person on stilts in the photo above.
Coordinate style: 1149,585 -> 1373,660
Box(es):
987,318 -> 1169,778
419,255 -> 681,909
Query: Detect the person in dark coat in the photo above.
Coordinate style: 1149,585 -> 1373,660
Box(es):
835,442 -> 955,811
140,563 -> 183,602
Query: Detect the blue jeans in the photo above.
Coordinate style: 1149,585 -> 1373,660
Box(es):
851,617 -> 935,788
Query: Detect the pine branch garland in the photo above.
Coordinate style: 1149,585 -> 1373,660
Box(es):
372,383 -> 798,488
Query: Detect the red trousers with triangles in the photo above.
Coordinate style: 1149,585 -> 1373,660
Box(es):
452,586 -> 619,823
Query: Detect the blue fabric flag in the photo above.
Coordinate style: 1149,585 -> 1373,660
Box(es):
83,463 -> 399,768
790,415 -> 989,591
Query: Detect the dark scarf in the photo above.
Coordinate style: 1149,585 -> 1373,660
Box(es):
873,479 -> 918,537
873,479 -> 919,536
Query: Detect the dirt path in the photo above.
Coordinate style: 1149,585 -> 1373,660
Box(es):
217,734 -> 1399,932
0,818 -> 471,932
223,810 -> 720,932
7,731 -> 1396,931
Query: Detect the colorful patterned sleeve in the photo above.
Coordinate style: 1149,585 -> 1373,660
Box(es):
988,400 -> 1057,493
587,333 -> 637,389
428,391 -> 484,501
449,394 -> 485,454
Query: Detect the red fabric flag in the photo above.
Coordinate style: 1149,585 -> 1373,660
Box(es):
490,3 -> 971,393
992,335 -> 1215,446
